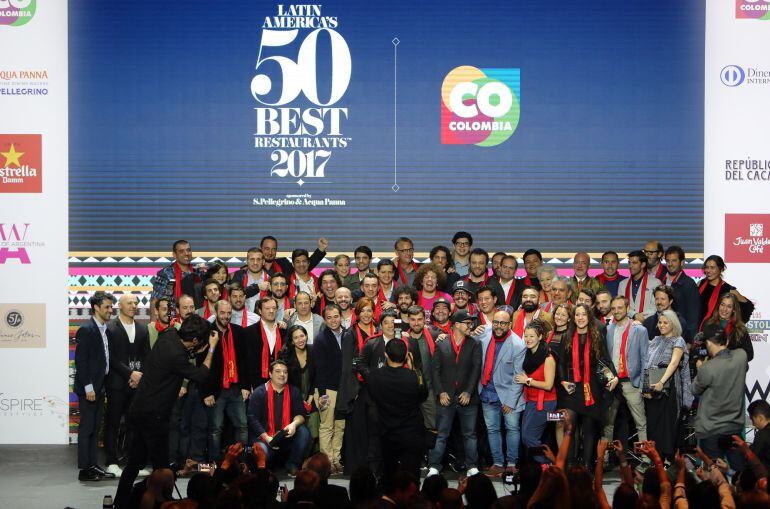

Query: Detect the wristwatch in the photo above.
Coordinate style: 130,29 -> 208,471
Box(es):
526,378 -> 532,386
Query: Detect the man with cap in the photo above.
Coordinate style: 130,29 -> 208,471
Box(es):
427,310 -> 482,478
429,297 -> 453,335
451,280 -> 477,315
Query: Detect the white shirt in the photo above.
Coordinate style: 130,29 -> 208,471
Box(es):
297,275 -> 315,295
230,308 -> 261,327
263,323 -> 278,354
297,315 -> 315,344
500,279 -> 514,298
341,312 -> 353,329
121,320 -> 136,343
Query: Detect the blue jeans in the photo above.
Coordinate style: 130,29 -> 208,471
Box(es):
429,402 -> 478,470
482,400 -> 522,466
522,400 -> 556,463
207,386 -> 248,461
256,424 -> 311,470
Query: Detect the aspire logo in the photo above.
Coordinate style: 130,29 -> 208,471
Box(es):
0,222 -> 32,264
0,0 -> 36,27
441,66 -> 520,147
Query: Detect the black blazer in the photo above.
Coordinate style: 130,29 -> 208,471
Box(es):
431,335 -> 482,404
313,328 -> 343,394
267,248 -> 326,277
360,334 -> 422,380
245,322 -> 286,388
106,318 -> 150,391
487,277 -> 525,310
368,366 -> 427,448
202,323 -> 251,399
74,318 -> 110,396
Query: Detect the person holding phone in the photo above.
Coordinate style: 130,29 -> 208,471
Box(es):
556,304 -> 617,468
515,320 -> 557,464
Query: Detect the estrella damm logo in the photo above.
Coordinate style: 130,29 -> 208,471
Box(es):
441,66 -> 520,147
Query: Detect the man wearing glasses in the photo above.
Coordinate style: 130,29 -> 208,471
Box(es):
394,237 -> 419,286
643,240 -> 666,280
452,231 -> 473,276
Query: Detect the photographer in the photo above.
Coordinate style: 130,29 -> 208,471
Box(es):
692,325 -> 748,469
114,314 -> 220,509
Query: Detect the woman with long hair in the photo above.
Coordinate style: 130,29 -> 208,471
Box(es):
704,292 -> 754,361
515,320 -> 557,464
548,303 -> 573,356
279,324 -> 319,453
643,310 -> 693,461
697,255 -> 754,330
556,303 -> 616,467
335,297 -> 378,474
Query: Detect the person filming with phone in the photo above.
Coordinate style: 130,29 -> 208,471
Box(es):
114,314 -> 221,509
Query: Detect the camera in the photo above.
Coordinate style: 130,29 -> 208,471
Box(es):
503,469 -> 519,493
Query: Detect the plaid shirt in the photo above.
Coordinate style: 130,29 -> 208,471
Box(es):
150,264 -> 205,315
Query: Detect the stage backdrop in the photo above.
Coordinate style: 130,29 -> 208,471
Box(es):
0,1 -> 70,443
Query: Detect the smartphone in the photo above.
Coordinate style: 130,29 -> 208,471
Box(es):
546,411 -> 565,422
564,382 -> 576,394
198,462 -> 215,472
394,318 -> 405,333
633,441 -> 644,454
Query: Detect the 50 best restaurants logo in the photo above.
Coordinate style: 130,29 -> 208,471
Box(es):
441,66 -> 520,147
0,134 -> 42,193
251,4 -> 351,186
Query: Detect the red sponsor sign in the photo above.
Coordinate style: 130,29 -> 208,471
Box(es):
0,134 -> 42,193
725,214 -> 770,263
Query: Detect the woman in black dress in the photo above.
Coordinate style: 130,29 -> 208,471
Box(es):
556,303 -> 617,468
279,325 -> 319,453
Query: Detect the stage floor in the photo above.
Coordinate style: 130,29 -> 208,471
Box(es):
0,445 -> 622,508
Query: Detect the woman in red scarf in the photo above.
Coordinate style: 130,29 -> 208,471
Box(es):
697,255 -> 754,331
703,293 -> 754,361
335,297 -> 379,475
537,265 -> 557,311
556,303 -> 616,468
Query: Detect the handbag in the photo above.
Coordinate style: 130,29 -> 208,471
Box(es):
645,367 -> 672,398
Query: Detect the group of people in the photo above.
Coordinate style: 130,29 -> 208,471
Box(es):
72,233 -> 765,508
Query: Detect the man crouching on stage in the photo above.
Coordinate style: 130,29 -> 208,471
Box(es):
114,314 -> 219,509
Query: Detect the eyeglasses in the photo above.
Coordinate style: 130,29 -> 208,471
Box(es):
492,320 -> 510,327
455,241 -> 470,247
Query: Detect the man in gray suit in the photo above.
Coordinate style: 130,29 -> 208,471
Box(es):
477,308 -> 526,476
603,295 -> 649,443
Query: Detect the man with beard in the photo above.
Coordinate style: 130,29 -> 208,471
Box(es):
642,285 -> 690,342
489,255 -> 525,310
268,273 -> 293,322
344,246 -> 373,292
196,279 -> 221,321
230,248 -> 270,314
429,298 -> 453,336
478,309 -> 525,476
228,282 -> 261,327
511,287 -> 553,338
464,248 -> 491,295
149,297 -> 173,349
451,280 -> 477,315
617,250 -> 660,322
406,305 -> 438,432
394,285 -> 419,323
335,286 -> 355,329
595,289 -> 613,325
596,251 -> 627,297
660,245 -> 699,338
260,235 -> 327,276
150,240 -> 206,319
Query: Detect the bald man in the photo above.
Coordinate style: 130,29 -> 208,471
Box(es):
569,252 -> 606,303
106,294 -> 150,475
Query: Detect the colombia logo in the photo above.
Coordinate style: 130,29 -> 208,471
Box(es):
0,134 -> 42,193
441,66 -> 520,147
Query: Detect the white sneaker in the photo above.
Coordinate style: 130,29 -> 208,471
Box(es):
466,467 -> 479,477
105,464 -> 122,477
426,468 -> 440,477
138,468 -> 151,477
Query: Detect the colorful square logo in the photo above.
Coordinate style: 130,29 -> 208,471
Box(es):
736,0 -> 770,20
441,66 -> 520,147
0,134 -> 42,193
724,214 -> 770,263
0,0 -> 36,26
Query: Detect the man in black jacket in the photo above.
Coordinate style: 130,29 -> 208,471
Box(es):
260,235 -> 328,276
367,339 -> 428,488
427,310 -> 482,478
74,291 -> 116,482
105,294 -> 150,476
113,314 -> 219,509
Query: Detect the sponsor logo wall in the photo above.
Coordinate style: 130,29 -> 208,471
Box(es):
706,0 -> 770,403
0,1 -> 68,443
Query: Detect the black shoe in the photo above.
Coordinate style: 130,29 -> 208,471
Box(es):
92,465 -> 116,479
79,468 -> 100,482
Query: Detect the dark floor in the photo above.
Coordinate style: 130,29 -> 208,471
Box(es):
0,445 -> 620,508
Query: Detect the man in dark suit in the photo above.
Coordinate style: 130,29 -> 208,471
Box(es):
487,254 -> 525,310
260,235 -> 328,276
74,291 -> 116,482
427,310 -> 482,478
366,339 -> 428,489
105,294 -> 150,476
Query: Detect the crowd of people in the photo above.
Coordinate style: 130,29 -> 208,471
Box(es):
71,233 -> 768,508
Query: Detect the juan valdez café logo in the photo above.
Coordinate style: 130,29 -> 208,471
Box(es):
725,214 -> 770,262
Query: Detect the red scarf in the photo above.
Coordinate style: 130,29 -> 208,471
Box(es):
660,270 -> 681,285
203,303 -> 213,319
465,272 -> 489,286
260,322 -> 282,379
540,289 -> 550,303
220,324 -> 238,389
615,321 -> 632,378
172,262 -> 189,300
270,260 -> 283,274
450,334 -> 465,363
625,272 -> 649,315
542,301 -> 554,313
524,275 -> 534,286
501,279 -> 517,306
279,295 -> 291,313
725,319 -> 735,337
482,332 -> 510,385
422,327 -> 435,356
355,322 -> 375,353
289,272 -> 317,299
244,271 -> 269,299
513,309 -> 540,337
596,273 -> 620,285
432,320 -> 451,335
396,261 -> 418,286
266,382 -> 291,436
240,309 -> 250,328
699,278 -> 724,331
653,264 -> 665,280
546,331 -> 554,344
154,320 -> 168,333
377,283 -> 394,305
571,331 -> 594,406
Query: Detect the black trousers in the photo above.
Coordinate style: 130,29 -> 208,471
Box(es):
105,387 -> 133,465
77,391 -> 104,469
114,413 -> 170,509
381,435 -> 422,490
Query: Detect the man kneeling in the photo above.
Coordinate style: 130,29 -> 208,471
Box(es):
247,359 -> 309,476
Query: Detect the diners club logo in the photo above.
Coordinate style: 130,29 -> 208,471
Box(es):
725,214 -> 770,262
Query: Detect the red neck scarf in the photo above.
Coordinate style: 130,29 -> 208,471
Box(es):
270,260 -> 283,274
546,331 -> 554,344
220,324 -> 238,389
466,272 -> 489,286
450,334 -> 465,363
524,275 -> 533,286
660,270 -> 681,285
266,382 -> 291,436
397,261 -> 418,286
699,278 -> 724,331
154,320 -> 168,333
422,327 -> 435,356
173,262 -> 189,300
482,332 -> 510,385
203,303 -> 214,319
244,270 -> 269,299
625,271 -> 649,314
432,320 -> 451,334
540,289 -> 550,303
513,309 -> 540,337
279,295 -> 291,312
571,331 -> 594,406
653,264 -> 665,280
260,322 -> 282,379
290,272 -> 317,300
240,309 -> 249,328
356,322 -> 375,353
725,319 -> 735,337
596,273 -> 619,285
501,279 -> 517,306
615,321 -> 632,378
542,301 -> 554,313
